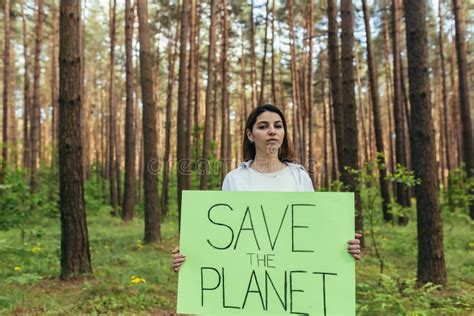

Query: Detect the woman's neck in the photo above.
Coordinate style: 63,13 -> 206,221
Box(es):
251,153 -> 285,173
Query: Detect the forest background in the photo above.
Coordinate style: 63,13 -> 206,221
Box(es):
0,0 -> 473,314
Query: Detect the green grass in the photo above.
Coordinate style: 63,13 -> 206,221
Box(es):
0,199 -> 473,314
0,211 -> 180,314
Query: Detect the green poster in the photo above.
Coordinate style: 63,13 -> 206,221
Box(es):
177,191 -> 355,316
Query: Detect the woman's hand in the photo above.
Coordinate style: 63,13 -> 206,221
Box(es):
172,246 -> 186,272
347,233 -> 362,260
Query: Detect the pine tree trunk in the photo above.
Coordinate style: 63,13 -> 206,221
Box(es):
177,0 -> 189,219
108,0 -> 118,215
193,1 -> 201,167
327,0 -> 344,177
184,0 -> 197,190
186,0 -> 197,186
122,0 -> 136,221
51,6 -> 59,154
220,0 -> 231,180
288,0 -> 301,162
1,0 -> 11,183
340,0 -> 363,238
307,0 -> 315,185
161,2 -> 180,218
258,0 -> 270,105
138,0 -> 161,243
199,0 -> 218,190
451,0 -> 474,219
249,0 -> 257,108
21,0 -> 31,171
438,1 -> 451,180
362,0 -> 392,222
403,0 -> 447,287
270,0 -> 276,104
392,0 -> 411,224
59,0 -> 92,279
30,0 -> 44,192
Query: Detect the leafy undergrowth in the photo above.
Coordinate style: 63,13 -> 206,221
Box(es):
0,208 -> 473,314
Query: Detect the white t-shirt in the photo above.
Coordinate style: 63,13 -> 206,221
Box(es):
248,166 -> 298,191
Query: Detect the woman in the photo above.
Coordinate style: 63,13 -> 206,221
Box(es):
172,104 -> 361,272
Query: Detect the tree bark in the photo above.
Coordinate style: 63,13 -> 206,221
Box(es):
438,1 -> 451,180
403,0 -> 447,287
340,0 -> 363,237
249,0 -> 257,108
21,0 -> 31,171
30,0 -> 44,192
59,0 -> 92,279
177,0 -> 189,219
161,2 -> 180,218
1,0 -> 11,183
270,0 -> 276,104
199,0 -> 218,190
220,0 -> 231,180
392,0 -> 410,224
307,0 -> 315,185
362,0 -> 392,222
451,0 -> 474,219
138,0 -> 161,243
122,0 -> 136,221
258,0 -> 270,105
108,0 -> 118,214
327,0 -> 344,177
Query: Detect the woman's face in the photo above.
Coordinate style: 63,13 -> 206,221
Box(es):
247,111 -> 285,157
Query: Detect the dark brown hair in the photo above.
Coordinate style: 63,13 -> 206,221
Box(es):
243,104 -> 294,162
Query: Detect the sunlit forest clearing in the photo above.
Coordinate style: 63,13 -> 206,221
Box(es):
1,0 -> 473,314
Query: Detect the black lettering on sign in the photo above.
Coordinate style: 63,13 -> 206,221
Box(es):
222,267 -> 240,309
313,272 -> 338,316
207,204 -> 234,250
260,204 -> 289,250
265,270 -> 287,311
291,204 -> 316,253
289,270 -> 309,315
242,270 -> 266,310
200,267 -> 221,306
234,206 -> 261,251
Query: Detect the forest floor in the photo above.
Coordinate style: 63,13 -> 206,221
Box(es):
0,206 -> 473,315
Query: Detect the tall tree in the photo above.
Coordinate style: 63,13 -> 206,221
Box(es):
21,0 -> 31,171
340,0 -> 363,236
161,2 -> 180,218
1,0 -> 11,183
307,0 -> 315,184
59,0 -> 92,280
30,0 -> 45,192
186,0 -> 197,188
438,1 -> 451,177
451,0 -> 474,219
249,0 -> 257,108
270,0 -> 276,104
362,0 -> 392,222
176,0 -> 189,218
50,5 -> 59,152
327,0 -> 344,177
403,0 -> 446,286
138,0 -> 161,243
108,0 -> 118,214
258,0 -> 270,104
199,0 -> 218,190
122,0 -> 136,221
392,0 -> 410,224
220,0 -> 231,180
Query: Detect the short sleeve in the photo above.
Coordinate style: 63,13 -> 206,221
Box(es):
222,173 -> 232,191
300,168 -> 315,192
